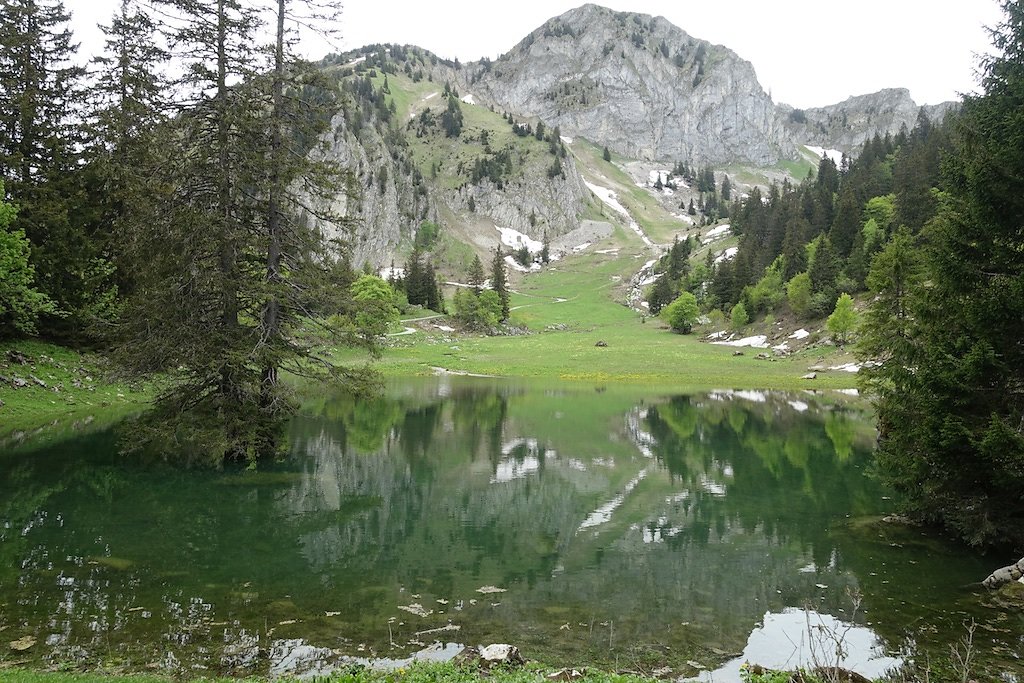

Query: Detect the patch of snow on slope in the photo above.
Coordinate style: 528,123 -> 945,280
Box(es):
379,266 -> 405,279
714,246 -> 738,264
460,93 -> 476,105
584,181 -> 630,219
505,255 -> 540,273
712,335 -> 770,349
806,145 -> 843,167
496,225 -> 542,252
560,135 -> 574,144
703,224 -> 732,241
584,181 -> 654,247
789,328 -> 810,339
673,213 -> 695,225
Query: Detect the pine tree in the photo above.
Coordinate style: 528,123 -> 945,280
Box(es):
115,0 -> 354,464
865,0 -> 1024,547
468,254 -> 485,294
491,246 -> 509,322
0,0 -> 116,340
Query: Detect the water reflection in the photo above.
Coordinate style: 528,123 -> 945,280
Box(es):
0,380 -> 1019,678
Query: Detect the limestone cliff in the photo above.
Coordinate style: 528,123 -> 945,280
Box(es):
456,4 -> 797,166
780,88 -> 957,153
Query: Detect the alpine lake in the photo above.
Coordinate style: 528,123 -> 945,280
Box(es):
1,377 -> 1022,681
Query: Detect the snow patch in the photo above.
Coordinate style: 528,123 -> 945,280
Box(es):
496,225 -> 543,253
789,328 -> 810,340
673,213 -> 695,225
560,135 -> 574,144
573,242 -> 591,252
806,145 -> 844,167
712,335 -> 770,349
789,400 -> 810,412
584,181 -> 655,247
714,246 -> 738,264
505,255 -> 540,273
830,362 -> 861,373
460,93 -> 476,105
584,181 -> 630,219
379,266 -> 405,280
703,224 -> 732,241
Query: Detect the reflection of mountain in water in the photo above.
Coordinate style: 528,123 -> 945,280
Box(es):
0,380 -> 1013,676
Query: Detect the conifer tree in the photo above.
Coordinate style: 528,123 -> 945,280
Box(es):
865,0 -> 1024,547
0,0 -> 116,339
491,246 -> 510,322
115,0 -> 353,463
468,254 -> 485,294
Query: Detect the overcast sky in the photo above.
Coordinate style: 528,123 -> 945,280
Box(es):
66,0 -> 1004,109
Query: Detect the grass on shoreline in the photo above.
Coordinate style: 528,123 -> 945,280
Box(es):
0,340 -> 151,439
0,661 -> 859,683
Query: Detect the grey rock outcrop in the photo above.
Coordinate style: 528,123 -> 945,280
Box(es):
308,108 -> 434,269
780,88 -> 957,153
458,4 -> 797,166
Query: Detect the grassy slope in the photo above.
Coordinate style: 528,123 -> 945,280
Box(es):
358,244 -> 855,390
351,117 -> 855,391
0,340 -> 150,438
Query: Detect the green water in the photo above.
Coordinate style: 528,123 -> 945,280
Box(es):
0,379 -> 1020,679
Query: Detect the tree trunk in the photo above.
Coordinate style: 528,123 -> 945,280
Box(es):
260,0 -> 285,399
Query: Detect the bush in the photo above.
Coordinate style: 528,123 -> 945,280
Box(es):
826,292 -> 857,344
730,302 -> 749,330
662,291 -> 699,334
453,288 -> 502,330
786,272 -> 812,319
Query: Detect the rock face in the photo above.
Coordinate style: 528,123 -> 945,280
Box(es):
780,88 -> 957,153
460,4 -> 796,166
308,108 -> 434,269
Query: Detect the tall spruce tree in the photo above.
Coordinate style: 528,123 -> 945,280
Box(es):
491,246 -> 510,322
865,0 -> 1024,547
0,0 -> 117,340
115,0 -> 354,464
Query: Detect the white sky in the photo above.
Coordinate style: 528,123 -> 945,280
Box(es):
66,0 -> 1004,108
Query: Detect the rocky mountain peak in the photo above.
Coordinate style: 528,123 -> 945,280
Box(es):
780,87 -> 957,153
460,4 -> 797,165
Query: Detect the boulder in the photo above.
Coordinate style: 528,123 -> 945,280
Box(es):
983,557 -> 1024,589
595,340 -> 608,347
455,644 -> 525,668
802,372 -> 817,380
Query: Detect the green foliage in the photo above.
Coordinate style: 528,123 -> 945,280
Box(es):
415,220 -> 441,248
0,187 -> 54,336
742,256 -> 785,314
729,301 -> 749,329
647,274 -> 676,315
864,0 -> 1024,548
440,94 -> 463,137
351,274 -> 400,340
491,246 -> 510,322
826,292 -> 857,344
786,272 -> 812,319
453,288 -> 502,330
862,194 -> 896,233
662,291 -> 699,334
467,254 -> 485,293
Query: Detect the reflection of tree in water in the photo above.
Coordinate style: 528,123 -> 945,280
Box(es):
4,385 -> 1011,675
644,394 -> 881,568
